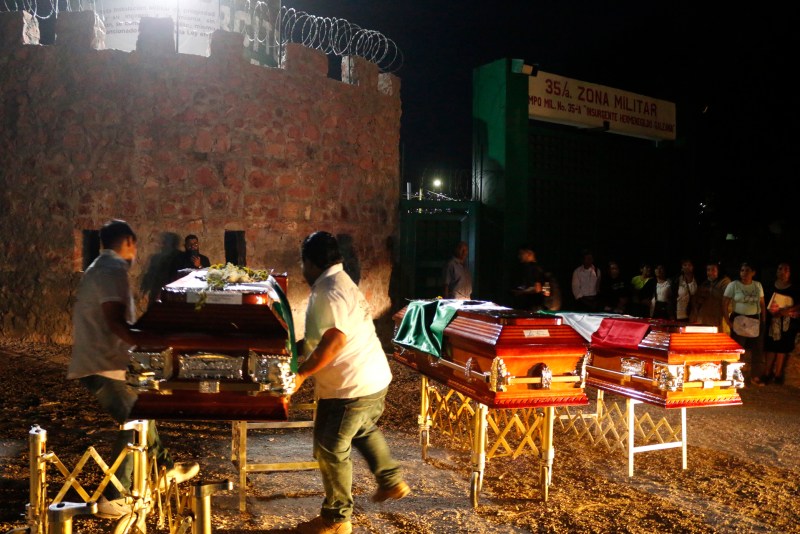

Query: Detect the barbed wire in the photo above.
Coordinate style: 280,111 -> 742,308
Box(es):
2,1 -> 403,73
2,0 -> 60,19
274,7 -> 403,73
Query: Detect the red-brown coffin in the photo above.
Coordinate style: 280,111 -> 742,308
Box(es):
393,306 -> 589,409
127,272 -> 291,421
587,318 -> 745,409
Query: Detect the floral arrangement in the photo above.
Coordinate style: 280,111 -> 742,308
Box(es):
204,263 -> 273,290
193,263 -> 273,310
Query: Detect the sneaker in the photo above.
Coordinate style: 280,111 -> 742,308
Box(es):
96,495 -> 132,519
165,461 -> 200,485
295,516 -> 352,534
371,481 -> 411,503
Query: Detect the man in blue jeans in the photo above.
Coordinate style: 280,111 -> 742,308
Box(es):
68,219 -> 198,519
294,231 -> 409,534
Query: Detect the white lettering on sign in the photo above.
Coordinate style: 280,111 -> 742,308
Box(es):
186,291 -> 243,305
523,329 -> 550,338
528,70 -> 676,141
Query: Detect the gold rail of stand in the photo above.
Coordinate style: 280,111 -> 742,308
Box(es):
556,390 -> 686,476
15,421 -> 229,534
231,401 -> 318,513
418,377 -> 555,508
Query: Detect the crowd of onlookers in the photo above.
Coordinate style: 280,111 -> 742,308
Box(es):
508,246 -> 799,387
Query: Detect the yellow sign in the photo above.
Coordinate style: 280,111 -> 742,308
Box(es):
528,71 -> 676,141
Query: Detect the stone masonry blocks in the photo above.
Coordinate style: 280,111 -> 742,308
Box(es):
54,10 -> 99,51
136,17 -> 176,56
342,55 -> 379,89
0,21 -> 400,343
209,29 -> 247,64
283,42 -> 328,77
0,11 -> 39,49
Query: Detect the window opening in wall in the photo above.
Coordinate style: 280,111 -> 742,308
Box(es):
82,230 -> 100,271
225,230 -> 246,266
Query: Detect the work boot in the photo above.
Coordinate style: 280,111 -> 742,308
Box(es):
96,495 -> 132,519
295,515 -> 352,534
371,480 -> 411,503
160,461 -> 200,492
166,461 -> 200,484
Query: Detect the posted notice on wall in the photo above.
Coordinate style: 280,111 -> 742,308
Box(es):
528,71 -> 676,141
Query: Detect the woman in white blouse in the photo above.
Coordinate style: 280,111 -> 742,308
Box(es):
722,262 -> 766,384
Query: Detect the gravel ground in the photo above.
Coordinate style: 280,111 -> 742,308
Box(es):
1,338 -> 799,533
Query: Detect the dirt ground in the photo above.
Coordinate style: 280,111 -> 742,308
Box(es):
1,337 -> 799,533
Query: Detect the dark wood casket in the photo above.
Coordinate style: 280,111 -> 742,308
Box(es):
127,270 -> 296,421
392,301 -> 589,408
586,317 -> 745,408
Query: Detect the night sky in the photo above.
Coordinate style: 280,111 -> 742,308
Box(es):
285,1 -> 794,232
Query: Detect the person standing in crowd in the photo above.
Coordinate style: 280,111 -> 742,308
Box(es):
443,240 -> 472,299
294,231 -> 409,534
68,220 -> 198,518
174,234 -> 211,271
600,260 -> 630,314
511,244 -> 546,311
755,262 -> 799,385
693,260 -> 731,332
630,262 -> 654,317
572,249 -> 601,311
651,264 -> 673,319
723,262 -> 766,383
672,258 -> 698,322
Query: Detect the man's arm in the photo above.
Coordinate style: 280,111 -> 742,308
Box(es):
102,301 -> 164,347
102,301 -> 137,345
295,327 -> 347,391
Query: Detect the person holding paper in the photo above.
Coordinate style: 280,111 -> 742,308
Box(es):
756,262 -> 800,385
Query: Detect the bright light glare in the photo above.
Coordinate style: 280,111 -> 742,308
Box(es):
433,178 -> 442,188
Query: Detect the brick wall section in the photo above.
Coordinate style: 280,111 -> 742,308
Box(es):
0,11 -> 401,343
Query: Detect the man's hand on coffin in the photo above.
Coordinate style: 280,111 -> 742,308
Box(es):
102,302 -> 166,349
295,328 -> 347,391
130,330 -> 168,350
101,301 -> 139,346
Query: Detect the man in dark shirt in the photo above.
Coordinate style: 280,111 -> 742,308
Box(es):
600,260 -> 631,314
174,234 -> 211,271
511,245 -> 546,311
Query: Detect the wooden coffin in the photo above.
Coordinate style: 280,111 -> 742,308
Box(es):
392,302 -> 589,409
127,270 -> 295,421
586,318 -> 745,408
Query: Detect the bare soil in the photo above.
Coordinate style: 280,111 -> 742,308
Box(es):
1,338 -> 799,533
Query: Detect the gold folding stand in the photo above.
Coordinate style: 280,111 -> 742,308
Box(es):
231,401 -> 318,512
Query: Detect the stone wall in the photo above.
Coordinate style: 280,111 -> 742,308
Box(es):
0,12 -> 401,343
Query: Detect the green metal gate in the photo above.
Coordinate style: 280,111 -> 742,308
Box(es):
397,200 -> 480,301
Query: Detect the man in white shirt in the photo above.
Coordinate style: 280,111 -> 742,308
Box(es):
294,231 -> 408,534
68,220 -> 198,518
672,258 -> 698,321
571,250 -> 601,311
443,241 -> 472,299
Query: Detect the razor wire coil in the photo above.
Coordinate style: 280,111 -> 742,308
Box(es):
2,1 -> 404,73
